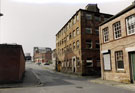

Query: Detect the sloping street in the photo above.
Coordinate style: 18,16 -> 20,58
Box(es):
0,62 -> 134,93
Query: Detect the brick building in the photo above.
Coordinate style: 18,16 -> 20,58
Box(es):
99,3 -> 135,83
33,47 -> 52,64
0,44 -> 25,83
56,4 -> 112,75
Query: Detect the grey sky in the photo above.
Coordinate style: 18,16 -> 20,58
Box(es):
0,0 -> 134,55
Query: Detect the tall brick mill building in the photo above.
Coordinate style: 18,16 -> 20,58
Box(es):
56,4 -> 112,75
99,3 -> 135,83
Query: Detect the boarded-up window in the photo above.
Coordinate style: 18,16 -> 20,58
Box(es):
103,54 -> 111,70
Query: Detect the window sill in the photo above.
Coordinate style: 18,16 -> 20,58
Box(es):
114,36 -> 122,40
127,32 -> 135,36
116,69 -> 126,73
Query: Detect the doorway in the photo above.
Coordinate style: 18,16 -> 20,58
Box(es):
129,52 -> 135,83
72,57 -> 76,73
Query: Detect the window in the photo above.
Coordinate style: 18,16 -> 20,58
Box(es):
77,14 -> 79,21
62,39 -> 63,44
70,21 -> 72,28
126,15 -> 135,35
86,58 -> 93,67
86,14 -> 92,20
95,16 -> 101,21
66,45 -> 69,50
64,47 -> 66,52
85,28 -> 92,34
61,30 -> 63,35
60,40 -> 61,46
76,27 -> 79,35
73,17 -> 76,24
86,40 -> 92,49
73,30 -> 76,37
69,33 -> 72,39
76,40 -> 79,49
62,48 -> 63,54
67,35 -> 69,41
69,44 -> 72,49
73,42 -> 76,49
95,29 -> 99,34
103,27 -> 109,42
113,21 -> 121,39
96,40 -> 100,49
64,37 -> 66,43
67,24 -> 69,30
115,51 -> 124,70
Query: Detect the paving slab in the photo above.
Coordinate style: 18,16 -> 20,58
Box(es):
89,78 -> 135,91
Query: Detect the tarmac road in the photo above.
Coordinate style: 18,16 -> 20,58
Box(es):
0,62 -> 134,93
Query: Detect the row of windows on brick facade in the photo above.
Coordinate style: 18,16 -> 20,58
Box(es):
102,14 -> 135,43
61,57 -> 100,68
57,13 -> 103,39
57,40 -> 80,55
57,40 -> 99,55
56,27 -> 79,47
56,14 -> 79,39
57,27 -> 99,47
85,28 -> 99,34
86,40 -> 99,49
85,14 -> 103,22
85,57 -> 100,68
61,57 -> 80,68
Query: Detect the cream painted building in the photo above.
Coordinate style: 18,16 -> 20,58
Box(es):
99,3 -> 135,83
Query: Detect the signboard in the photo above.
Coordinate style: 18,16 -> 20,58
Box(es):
103,54 -> 111,70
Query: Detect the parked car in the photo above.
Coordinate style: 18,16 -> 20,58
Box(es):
44,62 -> 49,65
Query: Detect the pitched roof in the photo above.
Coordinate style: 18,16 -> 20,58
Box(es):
100,3 -> 135,26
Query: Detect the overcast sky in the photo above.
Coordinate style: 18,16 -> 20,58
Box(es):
0,0 -> 134,55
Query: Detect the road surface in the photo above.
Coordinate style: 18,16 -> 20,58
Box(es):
0,62 -> 134,93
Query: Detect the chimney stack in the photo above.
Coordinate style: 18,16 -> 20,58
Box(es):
85,4 -> 100,12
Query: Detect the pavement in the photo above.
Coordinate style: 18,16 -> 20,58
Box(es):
88,77 -> 135,92
0,66 -> 41,88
